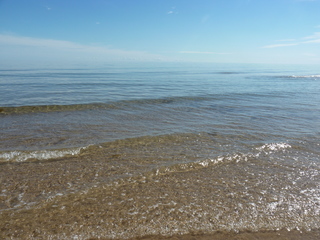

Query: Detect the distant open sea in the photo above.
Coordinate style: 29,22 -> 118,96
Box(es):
1,62 -> 320,239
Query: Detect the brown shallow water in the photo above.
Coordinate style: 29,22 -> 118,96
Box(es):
104,230 -> 320,240
1,133 -> 320,239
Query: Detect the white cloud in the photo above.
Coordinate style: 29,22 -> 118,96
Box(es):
303,38 -> 320,43
167,7 -> 178,15
303,53 -> 317,57
0,34 -> 85,49
262,43 -> 298,48
262,31 -> 320,48
0,34 -> 165,65
303,32 -> 320,39
180,51 -> 231,54
276,39 -> 296,42
302,32 -> 320,43
44,5 -> 52,10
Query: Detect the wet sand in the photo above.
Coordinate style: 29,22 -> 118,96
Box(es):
91,229 -> 320,240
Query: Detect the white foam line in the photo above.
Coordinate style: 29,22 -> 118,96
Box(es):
0,146 -> 89,162
256,142 -> 291,152
291,75 -> 320,78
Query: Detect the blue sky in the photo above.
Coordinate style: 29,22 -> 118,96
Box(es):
1,0 -> 320,66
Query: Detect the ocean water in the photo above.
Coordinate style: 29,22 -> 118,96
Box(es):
0,62 -> 320,239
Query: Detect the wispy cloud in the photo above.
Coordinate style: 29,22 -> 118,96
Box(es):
180,51 -> 231,54
276,39 -> 296,42
303,38 -> 320,43
201,15 -> 211,24
45,6 -> 52,10
303,31 -> 320,39
167,7 -> 178,15
262,43 -> 298,48
302,32 -> 320,43
262,31 -> 320,48
0,34 -> 87,50
0,34 -> 164,62
303,53 -> 317,57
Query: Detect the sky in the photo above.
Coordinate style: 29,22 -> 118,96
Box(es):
1,0 -> 320,66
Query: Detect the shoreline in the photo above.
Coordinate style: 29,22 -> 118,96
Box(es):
90,229 -> 320,240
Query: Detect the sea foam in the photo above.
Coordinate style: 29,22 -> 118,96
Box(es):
290,75 -> 320,78
0,146 -> 88,163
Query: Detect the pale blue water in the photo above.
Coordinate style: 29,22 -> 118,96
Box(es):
1,63 -> 318,107
1,63 -> 320,239
1,63 -> 320,150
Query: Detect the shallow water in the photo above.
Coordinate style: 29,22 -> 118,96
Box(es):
0,63 -> 320,239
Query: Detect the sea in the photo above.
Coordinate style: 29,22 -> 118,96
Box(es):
0,62 -> 320,239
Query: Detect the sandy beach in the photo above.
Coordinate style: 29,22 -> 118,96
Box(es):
92,229 -> 320,240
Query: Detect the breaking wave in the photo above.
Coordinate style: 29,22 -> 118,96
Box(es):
0,146 -> 89,163
290,75 -> 320,79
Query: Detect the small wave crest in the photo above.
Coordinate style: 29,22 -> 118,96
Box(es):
111,152 -> 256,187
256,142 -> 291,152
0,146 -> 89,163
290,75 -> 320,79
0,103 -> 109,115
151,142 -> 292,176
254,142 -> 292,158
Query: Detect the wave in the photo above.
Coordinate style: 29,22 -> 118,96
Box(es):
0,124 -> 293,165
0,91 -> 284,115
290,75 -> 320,78
110,141 -> 293,185
2,140 -> 317,239
0,96 -> 209,115
256,142 -> 291,152
0,146 -> 89,163
0,140 -> 293,209
0,103 -> 111,115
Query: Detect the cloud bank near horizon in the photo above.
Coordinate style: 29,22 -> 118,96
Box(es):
262,32 -> 320,48
0,34 -> 165,65
179,51 -> 231,55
